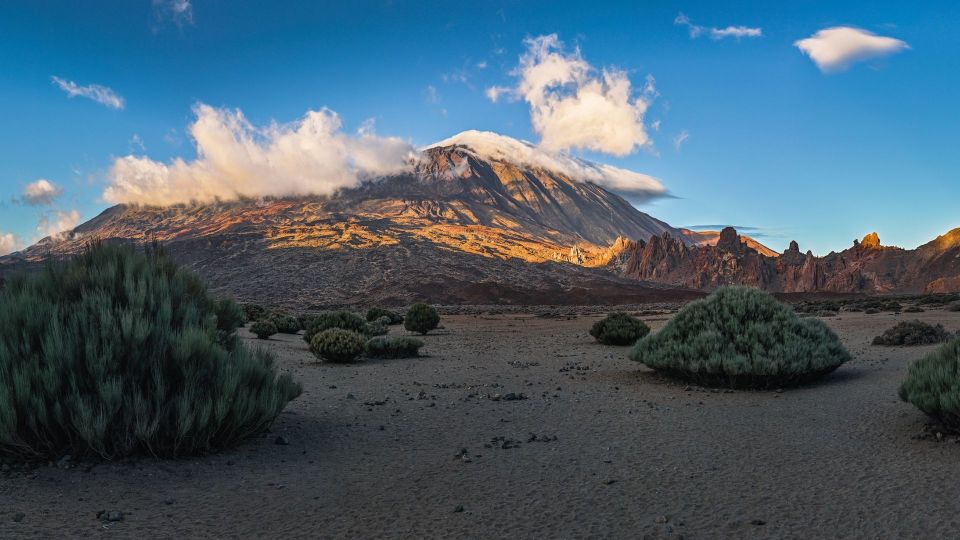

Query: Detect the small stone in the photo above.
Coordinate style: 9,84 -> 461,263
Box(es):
163,499 -> 175,506
655,515 -> 669,524
274,436 -> 290,445
751,519 -> 767,526
453,505 -> 464,513
12,513 -> 25,523
100,511 -> 124,522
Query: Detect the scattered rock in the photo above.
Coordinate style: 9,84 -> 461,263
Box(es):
274,436 -> 290,445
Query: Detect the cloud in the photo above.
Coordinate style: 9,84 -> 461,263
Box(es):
0,233 -> 21,256
153,0 -> 193,27
428,130 -> 667,200
37,210 -> 81,239
486,34 -> 651,157
794,26 -> 909,72
20,179 -> 63,206
675,13 -> 762,40
51,77 -> 125,109
673,130 -> 690,152
103,104 -> 417,206
424,85 -> 441,104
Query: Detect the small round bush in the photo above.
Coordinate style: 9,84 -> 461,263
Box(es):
872,320 -> 954,346
310,328 -> 366,363
250,320 -> 278,340
269,312 -> 301,334
366,307 -> 403,325
405,303 -> 440,335
590,312 -> 650,345
903,306 -> 925,313
630,286 -> 850,389
365,321 -> 389,337
899,338 -> 960,430
241,303 -> 267,322
0,243 -> 301,461
303,311 -> 368,344
947,301 -> 960,312
365,336 -> 425,359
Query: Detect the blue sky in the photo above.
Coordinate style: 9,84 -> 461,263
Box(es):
1,0 -> 958,255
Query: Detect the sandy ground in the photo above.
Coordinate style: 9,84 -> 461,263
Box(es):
3,308 -> 960,539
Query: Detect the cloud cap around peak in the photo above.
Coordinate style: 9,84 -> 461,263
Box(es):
428,130 -> 667,201
795,26 -> 909,72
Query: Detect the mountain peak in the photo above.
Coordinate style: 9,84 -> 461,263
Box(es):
860,232 -> 881,249
427,130 -> 667,200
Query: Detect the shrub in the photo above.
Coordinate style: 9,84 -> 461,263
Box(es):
590,312 -> 650,345
366,307 -> 403,325
365,336 -> 424,359
241,303 -> 267,322
303,311 -> 368,344
872,320 -> 954,346
630,286 -> 850,389
309,328 -> 365,363
947,301 -> 960,312
899,338 -> 960,430
269,312 -> 300,334
405,303 -> 440,335
903,306 -> 925,313
865,308 -> 880,314
250,320 -> 278,340
365,321 -> 389,337
0,243 -> 301,461
297,314 -> 317,330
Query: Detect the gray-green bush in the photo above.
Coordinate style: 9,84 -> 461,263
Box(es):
899,338 -> 960,430
250,320 -> 278,340
303,311 -> 368,344
309,328 -> 366,363
872,320 -> 954,346
366,307 -> 403,325
630,286 -> 850,389
365,336 -> 424,359
590,312 -> 650,346
947,301 -> 960,312
405,304 -> 440,335
269,312 -> 300,334
0,243 -> 301,461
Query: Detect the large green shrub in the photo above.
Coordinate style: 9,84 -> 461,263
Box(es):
250,320 -> 278,340
899,338 -> 960,430
366,307 -> 403,325
630,286 -> 850,389
590,312 -> 650,346
872,320 -> 954,346
405,304 -> 440,335
309,329 -> 365,363
303,311 -> 368,344
365,336 -> 424,359
0,243 -> 301,461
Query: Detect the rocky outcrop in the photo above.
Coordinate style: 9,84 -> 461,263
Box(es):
618,229 -> 960,294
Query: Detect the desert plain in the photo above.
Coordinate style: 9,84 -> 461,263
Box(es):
3,306 -> 959,539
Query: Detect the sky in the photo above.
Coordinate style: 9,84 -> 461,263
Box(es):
1,0 -> 959,256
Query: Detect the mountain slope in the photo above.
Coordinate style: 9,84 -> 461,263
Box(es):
0,134 -> 697,306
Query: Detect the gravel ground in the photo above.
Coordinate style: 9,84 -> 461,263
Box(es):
2,308 -> 960,539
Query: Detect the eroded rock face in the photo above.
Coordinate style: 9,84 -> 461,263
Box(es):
618,227 -> 960,293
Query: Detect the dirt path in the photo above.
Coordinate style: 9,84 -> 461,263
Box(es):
3,309 -> 960,539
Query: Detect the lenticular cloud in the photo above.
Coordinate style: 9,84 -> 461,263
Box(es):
103,104 -> 417,206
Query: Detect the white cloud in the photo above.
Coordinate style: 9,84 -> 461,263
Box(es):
153,0 -> 193,27
794,26 -> 909,72
0,233 -> 21,256
37,210 -> 81,239
52,76 -> 125,110
428,130 -> 667,200
675,13 -> 762,41
486,34 -> 651,157
424,85 -> 441,104
673,130 -> 690,152
20,179 -> 63,206
129,134 -> 147,153
103,104 -> 417,206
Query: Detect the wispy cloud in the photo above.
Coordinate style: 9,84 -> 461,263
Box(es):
0,233 -> 21,256
37,209 -> 81,239
51,76 -> 125,109
20,179 -> 63,206
153,0 -> 194,27
104,104 -> 417,206
794,26 -> 909,72
675,13 -> 762,40
485,34 -> 652,157
673,130 -> 690,152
